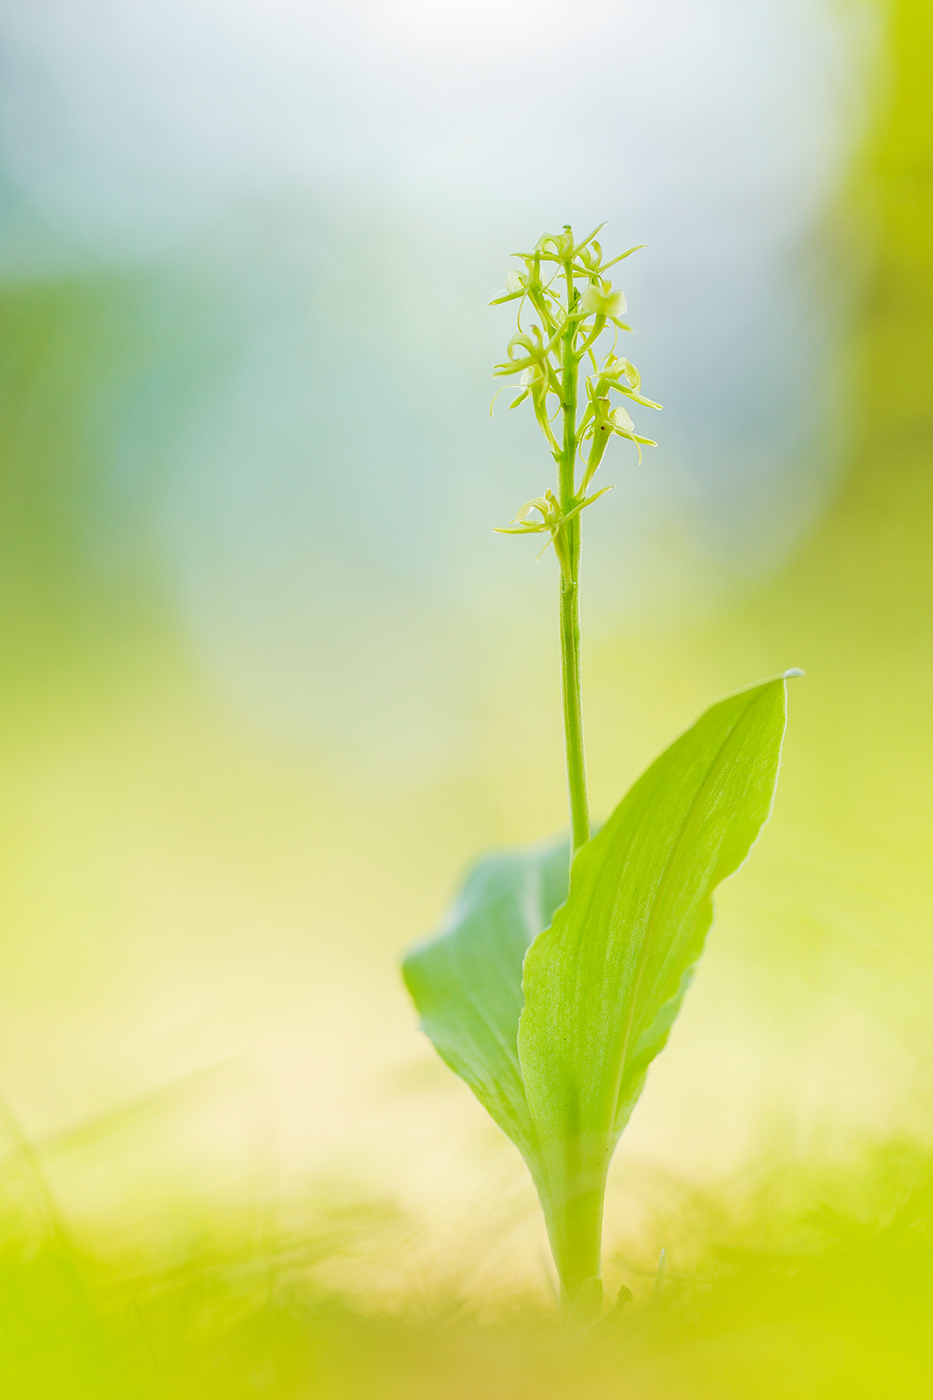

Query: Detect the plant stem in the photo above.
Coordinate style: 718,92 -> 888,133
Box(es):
559,261 -> 589,857
547,1150 -> 608,1323
554,259 -> 600,1320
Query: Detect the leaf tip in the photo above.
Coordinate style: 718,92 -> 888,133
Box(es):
783,667 -> 806,679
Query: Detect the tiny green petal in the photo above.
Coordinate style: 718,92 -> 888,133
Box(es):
578,283 -> 628,322
611,405 -> 635,434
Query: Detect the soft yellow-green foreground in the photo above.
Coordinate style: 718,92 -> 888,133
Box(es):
0,0 -> 931,1393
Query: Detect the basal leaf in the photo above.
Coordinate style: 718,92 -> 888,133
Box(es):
402,838 -> 569,1168
517,677 -> 789,1298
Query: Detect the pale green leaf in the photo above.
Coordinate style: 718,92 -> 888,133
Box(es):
402,838 -> 569,1167
517,676 -> 789,1291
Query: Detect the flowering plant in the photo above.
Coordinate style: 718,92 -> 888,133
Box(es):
403,226 -> 794,1333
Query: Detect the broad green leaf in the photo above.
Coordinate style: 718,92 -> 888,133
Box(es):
517,677 -> 789,1297
401,838 -> 569,1169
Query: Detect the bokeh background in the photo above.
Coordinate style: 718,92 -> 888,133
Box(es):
1,0 -> 932,1394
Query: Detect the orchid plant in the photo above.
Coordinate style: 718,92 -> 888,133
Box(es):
403,225 -> 793,1333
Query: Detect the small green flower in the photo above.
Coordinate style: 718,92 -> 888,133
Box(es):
590,354 -> 662,409
494,486 -> 612,583
576,280 -> 629,325
533,228 -> 576,261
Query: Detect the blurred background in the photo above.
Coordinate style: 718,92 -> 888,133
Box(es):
1,0 -> 932,1393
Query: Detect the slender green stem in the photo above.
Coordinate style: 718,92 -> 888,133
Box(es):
552,1168 -> 607,1324
559,261 -> 589,857
554,258 -> 600,1322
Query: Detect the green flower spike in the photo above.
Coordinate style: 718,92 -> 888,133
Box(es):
491,225 -> 661,605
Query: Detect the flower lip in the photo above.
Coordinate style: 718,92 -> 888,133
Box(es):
577,282 -> 628,322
